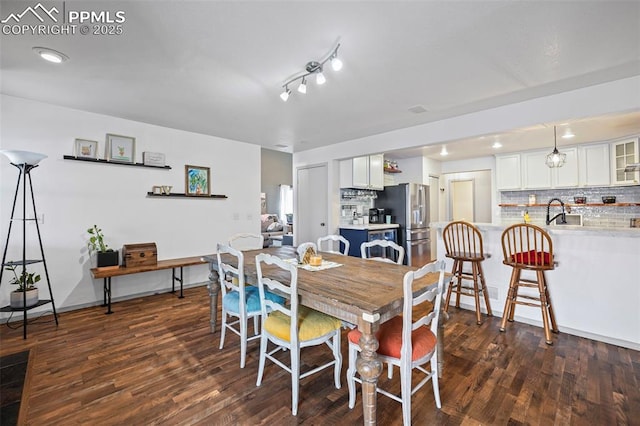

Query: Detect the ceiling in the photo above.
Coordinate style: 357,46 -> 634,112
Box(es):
1,1 -> 639,160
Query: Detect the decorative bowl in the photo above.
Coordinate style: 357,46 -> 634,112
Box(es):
602,196 -> 616,204
573,196 -> 586,204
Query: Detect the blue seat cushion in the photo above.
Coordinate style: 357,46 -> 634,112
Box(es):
222,286 -> 284,314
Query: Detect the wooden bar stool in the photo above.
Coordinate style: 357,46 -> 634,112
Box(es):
500,223 -> 559,345
442,221 -> 492,325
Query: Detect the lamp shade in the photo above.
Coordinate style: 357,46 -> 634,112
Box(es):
0,150 -> 47,166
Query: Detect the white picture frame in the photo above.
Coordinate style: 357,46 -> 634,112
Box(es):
74,139 -> 99,159
105,133 -> 136,163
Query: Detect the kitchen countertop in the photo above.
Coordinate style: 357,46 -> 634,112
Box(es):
339,223 -> 400,231
431,222 -> 640,238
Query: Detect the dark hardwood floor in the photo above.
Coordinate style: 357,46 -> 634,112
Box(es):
1,286 -> 638,425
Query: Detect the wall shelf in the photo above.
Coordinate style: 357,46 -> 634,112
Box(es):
498,203 -> 640,207
146,192 -> 228,199
63,155 -> 171,169
383,168 -> 402,174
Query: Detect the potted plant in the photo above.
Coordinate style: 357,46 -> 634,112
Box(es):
5,263 -> 40,308
87,225 -> 119,267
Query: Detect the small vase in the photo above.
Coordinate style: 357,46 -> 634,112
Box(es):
10,288 -> 39,308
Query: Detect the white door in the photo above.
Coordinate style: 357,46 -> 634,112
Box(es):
451,179 -> 474,221
296,164 -> 328,245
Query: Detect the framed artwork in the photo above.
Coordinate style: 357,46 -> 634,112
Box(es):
74,139 -> 98,159
185,165 -> 211,196
105,133 -> 136,163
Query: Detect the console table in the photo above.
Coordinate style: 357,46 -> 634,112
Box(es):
90,256 -> 208,314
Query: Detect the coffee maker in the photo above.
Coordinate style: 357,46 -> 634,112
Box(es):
369,208 -> 385,224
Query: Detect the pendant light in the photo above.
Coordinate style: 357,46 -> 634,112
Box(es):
545,126 -> 566,168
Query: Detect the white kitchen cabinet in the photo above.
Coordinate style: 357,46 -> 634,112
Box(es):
578,143 -> 610,186
339,154 -> 384,190
495,154 -> 521,190
553,147 -> 579,187
522,151 -> 551,189
611,138 -> 639,185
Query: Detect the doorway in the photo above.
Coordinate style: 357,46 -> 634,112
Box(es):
451,179 -> 475,221
296,164 -> 328,245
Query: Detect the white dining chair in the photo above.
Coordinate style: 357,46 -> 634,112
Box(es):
228,233 -> 264,250
255,253 -> 342,416
346,259 -> 447,426
360,239 -> 405,264
217,243 -> 283,368
317,234 -> 350,255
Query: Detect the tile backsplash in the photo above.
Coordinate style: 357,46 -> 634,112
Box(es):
499,186 -> 640,228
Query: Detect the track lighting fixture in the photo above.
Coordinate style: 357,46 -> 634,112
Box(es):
280,43 -> 342,101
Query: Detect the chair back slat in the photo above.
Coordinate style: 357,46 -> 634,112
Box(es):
217,243 -> 245,302
443,221 -> 484,260
360,239 -> 405,265
501,223 -> 554,270
317,234 -> 350,255
229,233 -> 264,250
401,260 -> 446,360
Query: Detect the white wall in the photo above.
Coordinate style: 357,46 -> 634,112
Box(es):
0,95 -> 261,313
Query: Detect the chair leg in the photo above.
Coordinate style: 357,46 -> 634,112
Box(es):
500,268 -> 519,332
444,260 -> 457,313
454,260 -> 463,308
256,333 -> 267,387
333,333 -> 342,389
431,352 -> 442,409
477,261 -> 493,317
507,269 -> 521,322
291,344 -> 300,416
400,362 -> 412,426
253,315 -> 259,336
537,271 -> 554,345
347,342 -> 358,409
219,308 -> 227,349
471,261 -> 482,325
240,313 -> 247,368
542,273 -> 559,334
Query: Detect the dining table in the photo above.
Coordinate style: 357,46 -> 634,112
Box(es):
203,245 -> 444,426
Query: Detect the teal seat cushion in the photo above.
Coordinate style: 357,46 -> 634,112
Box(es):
264,306 -> 341,342
222,286 -> 284,314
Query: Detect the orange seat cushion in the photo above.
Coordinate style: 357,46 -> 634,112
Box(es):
348,316 -> 437,361
511,250 -> 551,265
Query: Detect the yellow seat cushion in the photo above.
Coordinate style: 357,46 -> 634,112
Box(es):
348,316 -> 436,361
264,306 -> 341,342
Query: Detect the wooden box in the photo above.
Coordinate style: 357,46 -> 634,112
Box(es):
122,243 -> 157,268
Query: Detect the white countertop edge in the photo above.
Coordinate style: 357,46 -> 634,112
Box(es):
339,224 -> 400,230
430,222 -> 640,238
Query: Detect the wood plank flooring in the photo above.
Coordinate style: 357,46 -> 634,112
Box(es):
1,286 -> 638,425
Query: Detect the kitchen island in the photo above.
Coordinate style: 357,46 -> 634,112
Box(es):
432,222 -> 640,350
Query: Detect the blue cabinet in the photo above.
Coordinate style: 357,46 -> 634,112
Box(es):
339,227 -> 398,258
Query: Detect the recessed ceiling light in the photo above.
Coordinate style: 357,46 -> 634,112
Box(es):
440,146 -> 448,156
408,105 -> 427,114
562,129 -> 575,139
275,144 -> 288,148
492,142 -> 502,149
32,47 -> 69,63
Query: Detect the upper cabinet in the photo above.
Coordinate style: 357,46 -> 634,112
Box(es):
611,139 -> 639,185
522,151 -> 551,189
578,143 -> 610,187
340,154 -> 384,190
553,147 -> 579,188
495,154 -> 521,190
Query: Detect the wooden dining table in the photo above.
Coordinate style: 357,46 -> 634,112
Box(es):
203,246 -> 444,426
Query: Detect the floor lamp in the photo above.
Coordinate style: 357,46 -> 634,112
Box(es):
0,150 -> 58,339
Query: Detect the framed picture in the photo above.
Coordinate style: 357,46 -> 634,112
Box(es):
74,139 -> 98,159
185,165 -> 211,196
105,133 -> 136,163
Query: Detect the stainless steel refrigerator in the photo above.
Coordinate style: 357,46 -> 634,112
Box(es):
375,183 -> 431,267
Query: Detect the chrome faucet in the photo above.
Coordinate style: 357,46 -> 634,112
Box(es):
546,198 -> 566,225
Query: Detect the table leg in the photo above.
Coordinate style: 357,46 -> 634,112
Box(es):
179,267 -> 184,298
208,268 -> 220,333
104,277 -> 113,315
356,331 -> 382,426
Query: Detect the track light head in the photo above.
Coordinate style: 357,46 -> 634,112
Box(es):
280,86 -> 291,102
297,78 -> 307,94
316,70 -> 326,85
331,55 -> 343,71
